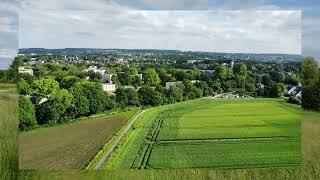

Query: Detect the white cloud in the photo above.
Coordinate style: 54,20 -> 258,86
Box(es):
0,1 -> 18,67
0,49 -> 18,59
19,9 -> 301,54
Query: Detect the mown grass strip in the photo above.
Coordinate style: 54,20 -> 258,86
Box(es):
86,108 -> 141,169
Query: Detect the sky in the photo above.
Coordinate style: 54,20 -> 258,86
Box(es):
0,0 -> 319,69
19,10 -> 301,54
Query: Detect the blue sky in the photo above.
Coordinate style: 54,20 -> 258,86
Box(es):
0,0 -> 319,69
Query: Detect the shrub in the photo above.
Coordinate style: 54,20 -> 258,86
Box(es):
19,96 -> 37,130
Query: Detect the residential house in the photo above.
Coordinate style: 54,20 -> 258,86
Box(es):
286,85 -> 302,99
18,67 -> 33,76
165,81 -> 182,90
102,83 -> 116,92
84,66 -> 106,75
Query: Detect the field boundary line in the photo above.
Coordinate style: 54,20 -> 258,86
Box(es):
157,136 -> 297,142
94,109 -> 147,170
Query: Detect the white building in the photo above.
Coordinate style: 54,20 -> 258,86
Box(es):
102,83 -> 116,92
191,80 -> 200,84
18,67 -> 33,76
104,74 -> 114,83
296,91 -> 302,99
165,81 -> 182,90
116,58 -> 124,64
84,66 -> 106,75
200,70 -> 215,75
287,86 -> 302,97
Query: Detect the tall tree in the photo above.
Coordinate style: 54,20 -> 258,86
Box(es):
138,85 -> 162,106
17,78 -> 31,95
60,76 -> 81,89
270,71 -> 285,83
301,57 -> 320,110
37,89 -> 74,124
143,68 -> 160,86
31,77 -> 59,97
233,63 -> 247,76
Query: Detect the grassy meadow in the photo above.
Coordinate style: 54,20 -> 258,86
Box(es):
19,109 -> 140,170
104,98 -> 301,169
0,84 -> 18,180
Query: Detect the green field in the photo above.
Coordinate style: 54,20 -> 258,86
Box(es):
1,89 -> 319,179
103,98 -> 301,169
0,85 -> 18,180
19,109 -> 140,170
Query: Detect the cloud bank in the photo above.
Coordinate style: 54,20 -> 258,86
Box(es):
2,0 -> 319,69
19,9 -> 301,54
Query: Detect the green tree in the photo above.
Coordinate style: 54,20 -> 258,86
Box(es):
115,87 -> 128,107
301,57 -> 319,88
33,65 -> 48,78
285,74 -> 299,86
262,74 -> 272,86
8,57 -> 23,81
195,81 -> 211,97
144,68 -> 160,86
19,96 -> 37,130
138,85 -> 162,106
167,84 -> 184,103
31,77 -> 59,97
51,70 -> 69,83
301,57 -> 320,110
60,76 -> 81,89
77,81 -> 108,114
270,71 -> 285,83
215,65 -> 228,80
126,88 -> 140,106
17,78 -> 31,95
127,66 -> 138,75
37,89 -> 74,124
270,83 -> 286,98
18,73 -> 35,83
233,63 -> 247,76
68,84 -> 90,118
87,70 -> 102,82
182,80 -> 203,100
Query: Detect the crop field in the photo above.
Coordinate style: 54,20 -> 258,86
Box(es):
104,98 -> 301,169
19,109 -> 140,170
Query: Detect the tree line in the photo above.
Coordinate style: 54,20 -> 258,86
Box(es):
1,56 -> 307,130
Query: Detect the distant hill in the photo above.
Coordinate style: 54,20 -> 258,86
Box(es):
18,48 -> 302,62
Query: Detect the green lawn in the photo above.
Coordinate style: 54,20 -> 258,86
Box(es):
103,98 -> 301,169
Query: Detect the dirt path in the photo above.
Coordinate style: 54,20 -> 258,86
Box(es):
94,110 -> 146,170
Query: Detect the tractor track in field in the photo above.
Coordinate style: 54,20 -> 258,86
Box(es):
133,113 -> 165,169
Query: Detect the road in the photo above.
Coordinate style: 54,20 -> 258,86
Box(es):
94,109 -> 146,170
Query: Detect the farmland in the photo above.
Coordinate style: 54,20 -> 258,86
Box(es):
103,98 -> 301,169
19,108 -> 140,170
